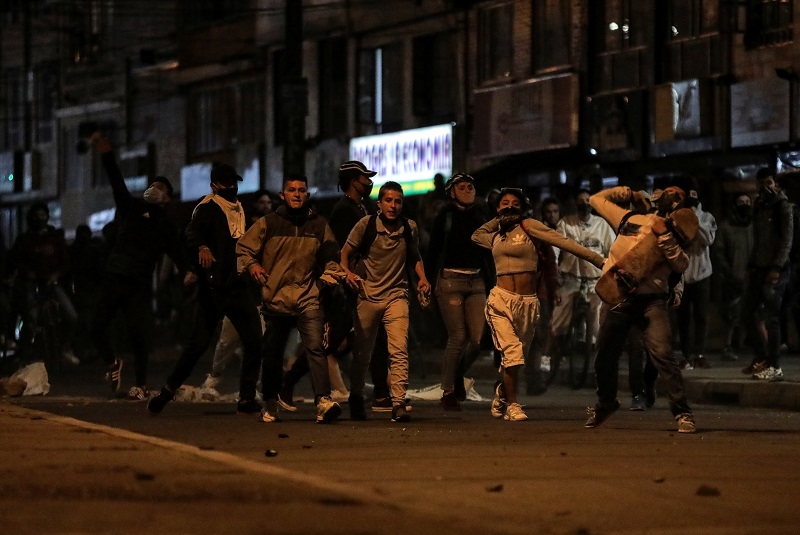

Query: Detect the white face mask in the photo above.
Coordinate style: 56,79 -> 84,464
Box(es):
143,186 -> 166,205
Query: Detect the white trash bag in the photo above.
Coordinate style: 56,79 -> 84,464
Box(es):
10,361 -> 51,396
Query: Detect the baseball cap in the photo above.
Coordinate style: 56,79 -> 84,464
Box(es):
339,160 -> 377,177
210,163 -> 243,186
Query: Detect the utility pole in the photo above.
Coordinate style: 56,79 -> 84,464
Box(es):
23,0 -> 32,153
282,0 -> 307,178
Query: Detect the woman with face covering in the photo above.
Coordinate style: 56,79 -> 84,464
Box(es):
425,173 -> 494,411
472,188 -> 606,421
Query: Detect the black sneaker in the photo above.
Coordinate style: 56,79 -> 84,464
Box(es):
630,394 -> 647,411
644,382 -> 657,408
453,375 -> 467,402
391,403 -> 411,423
349,393 -> 367,420
105,358 -> 123,393
236,399 -> 262,415
372,397 -> 392,412
584,400 -> 620,428
440,391 -> 461,411
147,386 -> 174,415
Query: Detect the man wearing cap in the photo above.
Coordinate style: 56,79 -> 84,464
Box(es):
148,163 -> 263,415
587,185 -> 698,433
425,173 -> 494,410
676,188 -> 716,370
90,133 -> 185,400
327,160 -> 394,415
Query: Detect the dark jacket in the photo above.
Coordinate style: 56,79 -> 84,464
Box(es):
329,194 -> 375,248
9,225 -> 67,282
101,152 -> 184,284
185,200 -> 243,289
425,202 -> 495,289
750,190 -> 793,271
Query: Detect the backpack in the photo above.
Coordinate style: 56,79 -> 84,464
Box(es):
349,215 -> 415,278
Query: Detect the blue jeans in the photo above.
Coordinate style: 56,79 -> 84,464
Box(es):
261,308 -> 330,402
595,295 -> 691,416
435,271 -> 486,392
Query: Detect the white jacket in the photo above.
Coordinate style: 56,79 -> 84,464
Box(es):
683,203 -> 716,284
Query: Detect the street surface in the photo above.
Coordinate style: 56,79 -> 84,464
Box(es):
4,381 -> 800,534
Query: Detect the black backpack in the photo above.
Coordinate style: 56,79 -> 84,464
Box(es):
349,215 -> 416,278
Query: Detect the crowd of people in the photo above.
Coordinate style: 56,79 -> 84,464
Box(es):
2,133 -> 797,434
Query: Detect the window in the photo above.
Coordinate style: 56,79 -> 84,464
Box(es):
356,42 -> 405,134
179,0 -> 250,30
478,2 -> 514,83
272,49 -> 287,146
591,0 -> 653,92
745,0 -> 793,48
662,0 -> 722,81
239,79 -> 264,145
318,37 -> 348,140
36,67 -> 57,144
68,0 -> 113,64
413,32 -> 457,124
5,70 -> 24,150
357,49 -> 376,129
533,0 -> 571,71
191,77 -> 265,157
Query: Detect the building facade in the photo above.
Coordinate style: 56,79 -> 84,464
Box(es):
0,0 -> 797,241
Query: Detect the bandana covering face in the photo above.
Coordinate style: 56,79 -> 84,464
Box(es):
194,193 -> 246,239
498,206 -> 523,235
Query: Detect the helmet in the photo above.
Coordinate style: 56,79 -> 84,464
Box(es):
444,173 -> 476,193
496,187 -> 531,211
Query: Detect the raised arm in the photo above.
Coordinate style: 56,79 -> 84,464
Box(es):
521,218 -> 605,269
590,186 -> 634,232
91,133 -> 132,209
471,218 -> 500,249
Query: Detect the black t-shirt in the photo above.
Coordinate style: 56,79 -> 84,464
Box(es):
329,195 -> 375,248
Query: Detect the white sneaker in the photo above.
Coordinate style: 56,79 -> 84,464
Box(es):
503,403 -> 528,422
316,395 -> 342,424
201,374 -> 220,390
540,356 -> 551,373
261,399 -> 281,423
62,351 -> 80,366
753,367 -> 784,382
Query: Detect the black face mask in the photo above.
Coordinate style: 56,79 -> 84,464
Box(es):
576,203 -> 592,216
735,204 -> 752,223
216,185 -> 238,202
498,206 -> 523,234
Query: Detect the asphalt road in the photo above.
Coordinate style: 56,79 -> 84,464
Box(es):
6,385 -> 800,535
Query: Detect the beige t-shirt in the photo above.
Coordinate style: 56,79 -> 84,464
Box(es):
346,215 -> 419,302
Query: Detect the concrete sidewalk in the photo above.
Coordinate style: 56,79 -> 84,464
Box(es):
424,349 -> 800,411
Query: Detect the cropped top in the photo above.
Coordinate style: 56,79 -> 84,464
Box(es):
472,218 -> 605,276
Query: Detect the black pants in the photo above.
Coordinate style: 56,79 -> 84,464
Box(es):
91,274 -> 153,386
165,282 -> 262,401
676,277 -> 710,357
743,267 -> 789,367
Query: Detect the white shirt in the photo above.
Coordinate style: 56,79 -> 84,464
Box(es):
556,213 -> 615,278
